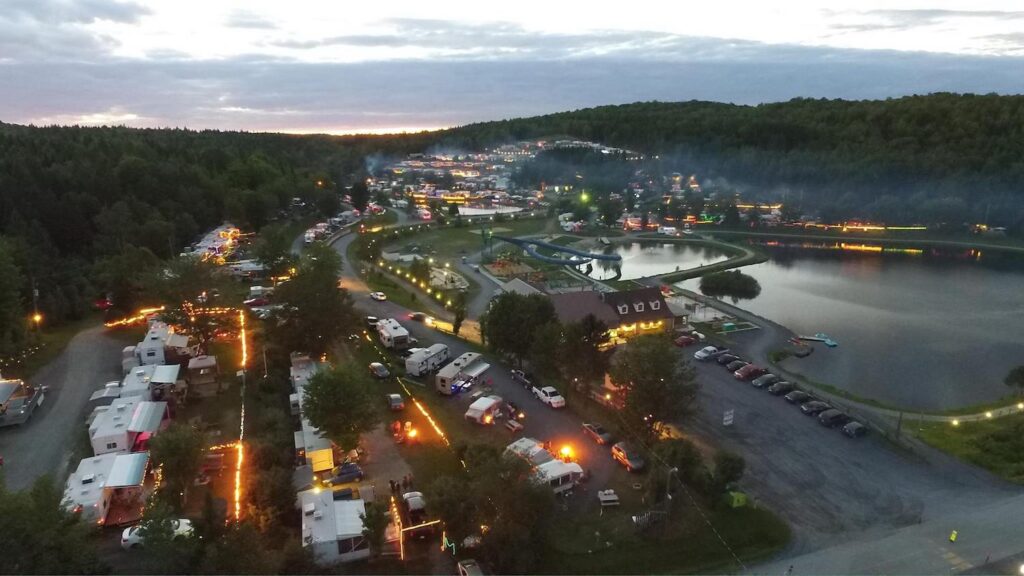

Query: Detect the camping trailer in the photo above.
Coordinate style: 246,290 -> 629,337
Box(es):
464,395 -> 503,425
376,319 -> 411,350
435,352 -> 490,395
404,344 -> 450,377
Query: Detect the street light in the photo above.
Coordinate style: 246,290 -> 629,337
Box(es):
32,313 -> 42,325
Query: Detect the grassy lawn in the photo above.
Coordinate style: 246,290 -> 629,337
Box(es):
542,503 -> 789,574
4,312 -> 109,381
380,216 -> 553,261
911,412 -> 1024,483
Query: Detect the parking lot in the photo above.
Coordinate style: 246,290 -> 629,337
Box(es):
680,330 -> 1016,556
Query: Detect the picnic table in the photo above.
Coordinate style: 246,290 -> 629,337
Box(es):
597,489 -> 620,507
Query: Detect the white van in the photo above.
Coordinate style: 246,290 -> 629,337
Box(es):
464,396 -> 503,425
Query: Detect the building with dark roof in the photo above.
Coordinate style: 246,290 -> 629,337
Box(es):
549,286 -> 674,345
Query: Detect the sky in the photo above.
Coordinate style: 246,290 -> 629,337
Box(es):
2,0 -> 1024,134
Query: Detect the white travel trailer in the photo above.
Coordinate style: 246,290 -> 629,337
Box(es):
376,319 -> 411,350
435,352 -> 490,395
404,344 -> 450,377
464,395 -> 503,425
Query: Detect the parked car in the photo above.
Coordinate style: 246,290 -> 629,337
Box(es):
582,422 -> 613,445
693,346 -> 719,361
510,369 -> 534,387
369,362 -> 390,379
532,386 -> 566,408
611,442 -> 645,472
365,316 -> 379,328
457,559 -> 484,576
369,291 -> 387,301
818,409 -> 851,428
121,519 -> 193,550
673,335 -> 696,347
785,390 -> 811,404
243,297 -> 269,307
735,364 -> 767,381
843,421 -> 868,438
387,393 -> 405,411
324,463 -> 364,485
751,373 -> 781,389
716,354 -> 740,365
768,381 -> 795,395
800,401 -> 831,415
725,360 -> 749,371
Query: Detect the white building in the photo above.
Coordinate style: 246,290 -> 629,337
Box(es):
299,489 -> 371,564
88,397 -> 168,456
120,364 -> 181,401
134,322 -> 192,367
290,354 -> 335,473
62,452 -> 149,525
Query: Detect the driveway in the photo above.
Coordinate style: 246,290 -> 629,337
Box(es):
0,325 -> 126,491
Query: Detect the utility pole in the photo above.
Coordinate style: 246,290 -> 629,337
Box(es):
665,467 -> 678,517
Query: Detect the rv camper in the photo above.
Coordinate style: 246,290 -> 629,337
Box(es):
376,319 -> 411,350
404,344 -> 450,377
464,395 -> 503,425
435,352 -> 490,395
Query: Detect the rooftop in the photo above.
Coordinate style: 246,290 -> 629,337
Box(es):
299,489 -> 367,546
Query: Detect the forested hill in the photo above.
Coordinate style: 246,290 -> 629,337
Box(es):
439,93 -> 1024,206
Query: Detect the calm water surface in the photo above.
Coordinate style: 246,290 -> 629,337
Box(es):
680,240 -> 1024,411
586,241 -> 729,281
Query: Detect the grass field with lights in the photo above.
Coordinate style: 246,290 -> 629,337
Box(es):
911,412 -> 1024,483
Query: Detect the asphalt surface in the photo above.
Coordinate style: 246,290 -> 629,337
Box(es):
0,326 -> 126,491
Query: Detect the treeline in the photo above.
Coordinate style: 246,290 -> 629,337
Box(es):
436,94 -> 1024,229
0,123 -> 430,353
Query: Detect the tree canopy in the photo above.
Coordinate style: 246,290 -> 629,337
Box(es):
301,363 -> 381,451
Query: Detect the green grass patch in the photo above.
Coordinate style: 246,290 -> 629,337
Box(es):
542,503 -> 790,574
381,216 -> 552,261
911,412 -> 1024,483
8,313 -> 107,381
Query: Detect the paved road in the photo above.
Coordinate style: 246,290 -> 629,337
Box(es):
751,492 -> 1024,575
0,326 -> 125,491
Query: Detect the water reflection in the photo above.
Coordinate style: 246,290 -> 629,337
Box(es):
584,241 -> 729,280
679,239 -> 1024,411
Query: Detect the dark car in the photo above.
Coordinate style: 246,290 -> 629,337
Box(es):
673,335 -> 696,347
408,312 -> 428,322
725,360 -> 749,371
734,364 -> 767,381
582,422 -> 613,445
510,369 -> 534,387
843,421 -> 868,438
800,401 -> 831,415
750,373 -> 780,388
784,390 -> 811,404
818,409 -> 851,428
365,316 -> 379,328
324,463 -> 364,486
611,442 -> 645,472
768,381 -> 795,395
716,354 -> 740,366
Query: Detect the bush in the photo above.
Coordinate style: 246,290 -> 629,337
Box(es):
699,270 -> 761,301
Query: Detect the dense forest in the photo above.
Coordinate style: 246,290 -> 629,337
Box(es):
2,93 -> 1024,353
442,94 -> 1024,226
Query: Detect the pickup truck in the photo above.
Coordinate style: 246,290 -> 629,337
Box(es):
532,385 -> 566,409
510,369 -> 534,388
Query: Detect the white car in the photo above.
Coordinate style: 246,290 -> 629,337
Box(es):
532,386 -> 566,408
370,292 -> 387,301
693,346 -> 719,361
121,519 -> 194,550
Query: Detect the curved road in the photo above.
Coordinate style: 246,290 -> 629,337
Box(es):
0,326 -> 126,491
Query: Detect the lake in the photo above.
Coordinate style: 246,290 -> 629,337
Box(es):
680,239 -> 1024,411
584,241 -> 730,281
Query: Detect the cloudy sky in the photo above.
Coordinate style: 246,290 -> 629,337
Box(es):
3,0 -> 1023,133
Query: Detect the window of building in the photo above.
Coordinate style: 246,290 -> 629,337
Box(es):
650,301 -> 661,310
633,302 -> 644,312
617,304 -> 629,314
338,536 -> 369,555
